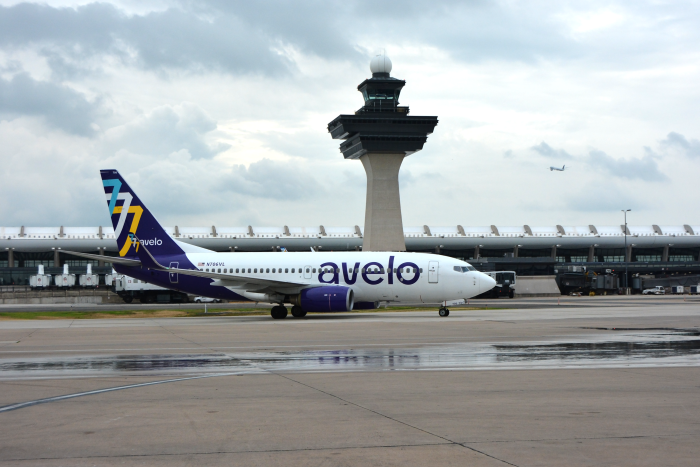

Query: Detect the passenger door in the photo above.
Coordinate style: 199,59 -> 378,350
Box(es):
303,265 -> 312,280
169,262 -> 179,283
428,261 -> 439,283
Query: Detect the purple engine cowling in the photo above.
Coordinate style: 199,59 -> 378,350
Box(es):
300,286 -> 354,312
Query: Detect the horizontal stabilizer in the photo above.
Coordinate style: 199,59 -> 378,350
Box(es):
59,250 -> 141,266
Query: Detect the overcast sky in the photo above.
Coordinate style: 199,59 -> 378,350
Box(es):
1,0 -> 699,229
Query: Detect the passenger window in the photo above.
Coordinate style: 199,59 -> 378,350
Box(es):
206,269 -> 209,272
380,268 -> 385,273
236,268 -> 239,273
254,268 -> 257,273
272,268 -> 276,273
306,268 -> 310,273
420,268 -> 423,273
218,268 -> 221,273
266,268 -> 270,273
313,268 -> 316,273
285,268 -> 288,273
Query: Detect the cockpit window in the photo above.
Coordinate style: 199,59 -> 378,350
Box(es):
454,266 -> 477,273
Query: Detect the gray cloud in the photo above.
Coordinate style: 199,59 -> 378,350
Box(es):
0,0 -> 632,79
0,3 -> 293,76
660,132 -> 700,158
530,142 -> 574,160
565,185 -> 642,212
588,149 -> 667,182
103,103 -> 229,159
0,72 -> 102,135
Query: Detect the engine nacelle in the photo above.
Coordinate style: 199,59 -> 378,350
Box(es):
291,286 -> 354,312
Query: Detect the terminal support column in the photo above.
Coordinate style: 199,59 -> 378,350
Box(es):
98,248 -> 105,267
8,249 -> 14,268
588,246 -> 595,262
551,246 -> 557,259
662,245 -> 669,262
474,245 -> 480,260
53,250 -> 60,267
360,153 -> 406,252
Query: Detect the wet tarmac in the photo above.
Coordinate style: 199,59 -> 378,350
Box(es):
1,329 -> 699,382
1,304 -> 700,466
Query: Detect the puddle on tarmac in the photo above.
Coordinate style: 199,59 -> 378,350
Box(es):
2,330 -> 700,378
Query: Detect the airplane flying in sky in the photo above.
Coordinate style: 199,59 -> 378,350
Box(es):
64,170 -> 496,319
550,165 -> 566,171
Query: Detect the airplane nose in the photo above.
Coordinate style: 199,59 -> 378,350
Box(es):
479,273 -> 496,293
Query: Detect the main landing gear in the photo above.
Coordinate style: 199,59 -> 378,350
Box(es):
438,307 -> 450,317
271,305 -> 288,319
291,305 -> 307,318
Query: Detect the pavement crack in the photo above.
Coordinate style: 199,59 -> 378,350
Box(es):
1,442 -> 461,462
265,370 -> 519,466
466,433 -> 699,444
0,373 -> 241,413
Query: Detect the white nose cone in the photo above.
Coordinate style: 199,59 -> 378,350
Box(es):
370,53 -> 392,75
480,273 -> 496,294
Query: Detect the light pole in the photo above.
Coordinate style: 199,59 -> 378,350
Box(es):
622,209 -> 631,291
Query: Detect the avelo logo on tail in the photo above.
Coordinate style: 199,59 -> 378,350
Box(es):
102,177 -> 144,257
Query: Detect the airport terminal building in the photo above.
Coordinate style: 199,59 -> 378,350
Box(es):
2,223 -> 700,292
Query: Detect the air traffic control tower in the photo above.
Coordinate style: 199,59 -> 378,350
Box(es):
327,54 -> 438,251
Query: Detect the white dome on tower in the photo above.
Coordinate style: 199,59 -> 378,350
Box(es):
370,53 -> 392,75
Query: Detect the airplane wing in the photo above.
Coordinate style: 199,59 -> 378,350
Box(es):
59,250 -> 142,266
135,239 -> 308,294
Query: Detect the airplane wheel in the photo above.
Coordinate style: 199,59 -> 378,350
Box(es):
271,306 -> 288,320
439,307 -> 449,317
291,305 -> 306,318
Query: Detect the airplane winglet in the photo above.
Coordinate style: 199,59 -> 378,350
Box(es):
132,236 -> 167,270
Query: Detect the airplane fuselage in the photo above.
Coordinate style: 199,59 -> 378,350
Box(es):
115,251 -> 494,305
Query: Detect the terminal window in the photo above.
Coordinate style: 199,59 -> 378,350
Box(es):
670,255 -> 695,262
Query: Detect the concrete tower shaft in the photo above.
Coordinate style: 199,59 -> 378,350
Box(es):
327,53 -> 438,251
361,153 -> 405,251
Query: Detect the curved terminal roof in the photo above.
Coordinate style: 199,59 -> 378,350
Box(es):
1,224 -> 699,253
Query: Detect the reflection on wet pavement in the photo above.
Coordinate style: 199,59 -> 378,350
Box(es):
2,330 -> 700,379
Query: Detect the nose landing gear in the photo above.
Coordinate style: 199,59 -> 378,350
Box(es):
438,307 -> 450,317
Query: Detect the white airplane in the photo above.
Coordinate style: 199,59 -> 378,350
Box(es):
64,170 -> 496,319
550,165 -> 566,171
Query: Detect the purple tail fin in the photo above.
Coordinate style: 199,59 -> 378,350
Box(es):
100,170 -> 184,258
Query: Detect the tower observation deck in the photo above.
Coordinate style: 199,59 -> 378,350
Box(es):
327,53 -> 438,251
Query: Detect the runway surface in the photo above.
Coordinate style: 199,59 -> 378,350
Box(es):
1,301 -> 699,465
1,293 -> 698,312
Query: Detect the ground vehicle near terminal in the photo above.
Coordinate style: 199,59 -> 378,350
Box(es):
475,271 -> 516,298
557,270 -> 620,295
62,170 -> 496,319
194,296 -> 221,303
112,275 -> 189,304
642,286 -> 665,295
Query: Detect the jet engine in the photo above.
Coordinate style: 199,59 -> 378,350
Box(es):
288,286 -> 354,312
